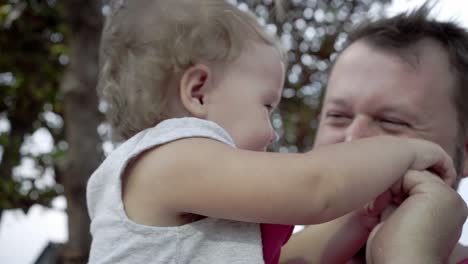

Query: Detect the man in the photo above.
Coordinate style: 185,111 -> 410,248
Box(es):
281,6 -> 468,263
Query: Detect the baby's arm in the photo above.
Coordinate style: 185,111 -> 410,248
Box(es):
123,135 -> 454,226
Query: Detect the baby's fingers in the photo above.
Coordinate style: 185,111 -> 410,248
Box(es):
410,140 -> 456,186
429,152 -> 456,187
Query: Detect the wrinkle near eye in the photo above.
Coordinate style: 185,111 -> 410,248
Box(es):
376,117 -> 412,135
377,115 -> 411,127
324,111 -> 352,127
325,109 -> 352,118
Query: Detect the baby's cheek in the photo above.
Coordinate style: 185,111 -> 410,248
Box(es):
249,133 -> 271,151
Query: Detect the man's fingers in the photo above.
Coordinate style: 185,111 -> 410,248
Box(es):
392,194 -> 406,205
365,190 -> 392,216
410,139 -> 456,186
380,204 -> 397,222
366,221 -> 384,264
402,170 -> 446,196
432,153 -> 456,187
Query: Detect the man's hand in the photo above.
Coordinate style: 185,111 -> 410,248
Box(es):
280,192 -> 395,264
366,170 -> 468,264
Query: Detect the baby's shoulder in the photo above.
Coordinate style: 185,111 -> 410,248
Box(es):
122,137 -> 228,226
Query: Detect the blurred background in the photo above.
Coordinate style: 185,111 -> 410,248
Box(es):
1,0 -> 467,263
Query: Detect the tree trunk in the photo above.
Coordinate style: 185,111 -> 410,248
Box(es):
60,0 -> 103,263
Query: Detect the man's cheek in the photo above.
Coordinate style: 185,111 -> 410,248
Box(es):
314,130 -> 345,147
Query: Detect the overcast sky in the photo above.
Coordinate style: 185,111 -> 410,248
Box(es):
1,1 -> 468,263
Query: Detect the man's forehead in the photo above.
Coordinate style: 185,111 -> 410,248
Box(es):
335,38 -> 453,73
324,93 -> 422,118
329,40 -> 455,98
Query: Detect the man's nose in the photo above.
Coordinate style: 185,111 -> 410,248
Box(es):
345,116 -> 379,142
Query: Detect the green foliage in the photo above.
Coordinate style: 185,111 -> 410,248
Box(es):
0,177 -> 58,213
0,0 -> 68,211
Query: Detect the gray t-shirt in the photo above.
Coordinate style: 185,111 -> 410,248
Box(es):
87,117 -> 264,263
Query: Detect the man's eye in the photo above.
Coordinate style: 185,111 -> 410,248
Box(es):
325,112 -> 351,126
380,119 -> 410,128
326,112 -> 348,119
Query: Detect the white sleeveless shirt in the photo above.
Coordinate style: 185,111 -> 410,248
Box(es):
87,118 -> 264,263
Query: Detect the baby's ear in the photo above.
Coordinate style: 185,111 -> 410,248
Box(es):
179,64 -> 211,118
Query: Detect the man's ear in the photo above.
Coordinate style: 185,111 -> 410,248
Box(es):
179,64 -> 211,118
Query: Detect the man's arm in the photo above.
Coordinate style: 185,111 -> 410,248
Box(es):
280,211 -> 374,263
280,189 -> 394,263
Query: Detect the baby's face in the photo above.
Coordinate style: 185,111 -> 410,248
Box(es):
203,43 -> 285,151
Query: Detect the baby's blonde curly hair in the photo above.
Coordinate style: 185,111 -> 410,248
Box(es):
98,0 -> 285,140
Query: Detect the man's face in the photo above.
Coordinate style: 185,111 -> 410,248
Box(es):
315,39 -> 468,179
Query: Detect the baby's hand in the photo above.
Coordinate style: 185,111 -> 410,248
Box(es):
405,138 -> 456,186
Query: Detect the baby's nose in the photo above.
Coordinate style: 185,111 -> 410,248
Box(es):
269,131 -> 280,144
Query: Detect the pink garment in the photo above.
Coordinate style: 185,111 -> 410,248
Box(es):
261,223 -> 294,264
458,259 -> 468,264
